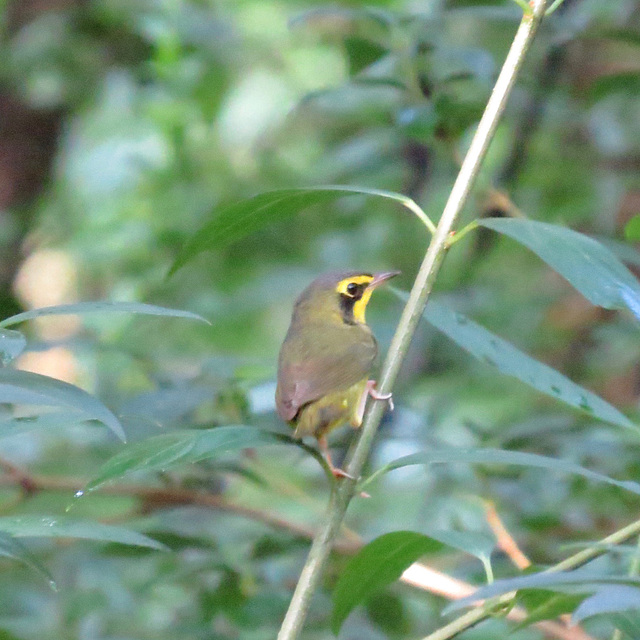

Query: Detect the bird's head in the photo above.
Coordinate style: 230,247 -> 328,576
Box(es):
293,270 -> 400,325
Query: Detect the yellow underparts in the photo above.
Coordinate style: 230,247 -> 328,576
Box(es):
293,378 -> 368,439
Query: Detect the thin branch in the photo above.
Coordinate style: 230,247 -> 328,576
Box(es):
0,468 -> 595,640
485,501 -> 531,570
420,515 -> 640,640
276,2 -> 551,638
0,470 -> 360,554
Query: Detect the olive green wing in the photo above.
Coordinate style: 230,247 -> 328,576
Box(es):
276,329 -> 377,422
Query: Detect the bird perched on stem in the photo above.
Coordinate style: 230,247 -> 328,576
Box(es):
276,270 -> 398,478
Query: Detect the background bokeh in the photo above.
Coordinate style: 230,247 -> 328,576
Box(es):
1,0 -> 640,638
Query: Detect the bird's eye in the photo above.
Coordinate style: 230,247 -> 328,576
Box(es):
346,282 -> 358,295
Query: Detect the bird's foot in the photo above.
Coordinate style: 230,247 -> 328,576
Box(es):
318,436 -> 355,480
367,380 -> 394,411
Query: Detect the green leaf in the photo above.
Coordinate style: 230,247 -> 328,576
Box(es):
0,410 -> 88,439
84,426 -> 320,492
0,369 -> 125,441
573,585 -> 640,623
625,216 -> 640,242
610,612 -> 640,638
169,186 -> 433,274
360,448 -> 640,496
393,290 -> 634,430
0,301 -> 209,329
365,592 -> 410,637
513,590 -> 584,631
0,516 -> 164,550
479,218 -> 640,321
0,531 -> 56,589
590,72 -> 640,102
598,237 -> 640,268
0,329 -> 26,365
331,531 -> 444,634
447,572 -> 640,613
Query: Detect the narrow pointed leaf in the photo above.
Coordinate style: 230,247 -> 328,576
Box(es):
0,301 -> 208,329
361,447 -> 640,496
332,531 -> 445,634
0,369 -> 125,441
448,573 -> 640,613
0,329 -> 26,365
0,531 -> 56,589
573,585 -> 640,623
513,590 -> 584,631
0,516 -> 164,550
394,289 -> 634,429
85,426 -> 318,492
0,410 -> 88,439
479,218 -> 640,320
169,186 -> 432,274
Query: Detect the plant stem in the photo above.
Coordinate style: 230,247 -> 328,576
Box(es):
421,516 -> 640,640
276,3 -> 550,639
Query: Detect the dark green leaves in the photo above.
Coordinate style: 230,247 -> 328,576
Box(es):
331,531 -> 444,634
479,218 -> 640,321
360,447 -> 640,496
169,186 -> 433,274
0,301 -> 209,328
84,426 -> 317,492
0,368 -> 125,441
0,516 -> 164,550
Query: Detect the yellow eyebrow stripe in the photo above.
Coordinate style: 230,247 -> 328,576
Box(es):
336,275 -> 373,295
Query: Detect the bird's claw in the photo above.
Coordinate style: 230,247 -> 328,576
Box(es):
367,381 -> 394,411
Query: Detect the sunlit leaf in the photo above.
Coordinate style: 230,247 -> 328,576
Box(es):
0,329 -> 26,365
169,186 -> 433,274
625,216 -> 640,243
84,426 -> 324,492
394,291 -> 634,430
0,531 -> 56,589
0,516 -> 164,550
332,531 -> 444,634
0,369 -> 125,441
479,218 -> 640,321
0,301 -> 209,329
360,447 -> 640,495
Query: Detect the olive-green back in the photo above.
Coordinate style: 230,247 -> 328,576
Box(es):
276,316 -> 377,422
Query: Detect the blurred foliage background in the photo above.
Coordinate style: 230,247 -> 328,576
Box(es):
1,0 -> 640,638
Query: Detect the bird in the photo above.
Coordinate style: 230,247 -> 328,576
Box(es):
275,270 -> 399,478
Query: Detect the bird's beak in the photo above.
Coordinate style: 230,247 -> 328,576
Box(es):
368,270 -> 401,290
